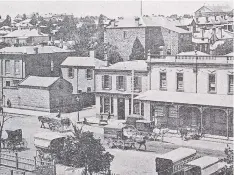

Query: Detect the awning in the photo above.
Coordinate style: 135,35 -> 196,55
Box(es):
135,90 -> 233,108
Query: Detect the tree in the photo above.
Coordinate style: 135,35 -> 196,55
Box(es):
0,42 -> 11,49
22,14 -> 27,20
214,39 -> 233,55
58,125 -> 114,175
0,15 -> 11,27
129,37 -> 145,60
30,14 -> 38,26
107,45 -> 123,64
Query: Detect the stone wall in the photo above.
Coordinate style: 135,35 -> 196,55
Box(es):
105,27 -> 145,61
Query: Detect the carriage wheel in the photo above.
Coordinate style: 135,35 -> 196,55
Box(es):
117,140 -> 124,149
7,142 -> 14,150
107,139 -> 113,148
21,138 -> 28,149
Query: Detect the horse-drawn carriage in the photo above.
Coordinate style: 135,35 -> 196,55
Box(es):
104,124 -> 147,150
1,129 -> 27,151
38,113 -> 71,132
34,131 -> 69,162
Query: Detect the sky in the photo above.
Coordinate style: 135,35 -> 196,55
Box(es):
0,0 -> 233,19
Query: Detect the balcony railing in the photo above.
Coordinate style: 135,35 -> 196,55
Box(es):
147,55 -> 234,64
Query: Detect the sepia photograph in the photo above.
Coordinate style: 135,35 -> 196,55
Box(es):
0,0 -> 233,174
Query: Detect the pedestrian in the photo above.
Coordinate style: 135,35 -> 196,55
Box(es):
7,99 -> 11,108
57,109 -> 61,118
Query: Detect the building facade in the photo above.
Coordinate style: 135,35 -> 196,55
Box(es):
95,60 -> 148,119
136,54 -> 233,138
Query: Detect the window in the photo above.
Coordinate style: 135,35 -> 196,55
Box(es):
133,101 -> 140,114
176,73 -> 184,91
129,98 -> 131,115
208,74 -> 216,93
205,44 -> 207,52
100,96 -> 103,113
160,72 -> 167,90
51,60 -> 54,72
78,90 -> 82,93
141,102 -> 144,116
123,31 -> 127,39
102,75 -> 112,89
228,75 -> 233,94
5,60 -> 10,74
134,76 -> 142,92
104,97 -> 110,113
6,81 -> 10,87
110,97 -> 114,114
68,68 -> 74,78
14,61 -> 20,75
87,87 -> 91,92
86,69 -> 93,79
116,76 -> 125,90
13,80 -> 20,86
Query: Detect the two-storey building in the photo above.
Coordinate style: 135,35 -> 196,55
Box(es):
61,51 -> 107,108
105,16 -> 192,61
0,45 -> 74,100
95,60 -> 148,119
136,53 -> 233,138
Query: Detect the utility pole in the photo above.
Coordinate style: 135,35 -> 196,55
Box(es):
195,50 -> 198,93
140,0 -> 143,16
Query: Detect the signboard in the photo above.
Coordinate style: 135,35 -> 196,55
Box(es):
169,106 -> 178,118
154,106 -> 165,117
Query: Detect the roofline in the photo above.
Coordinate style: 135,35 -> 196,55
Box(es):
61,65 -> 95,68
95,68 -> 148,73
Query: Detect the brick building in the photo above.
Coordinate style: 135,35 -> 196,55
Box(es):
3,76 -> 77,112
0,45 -> 75,100
104,16 -> 192,61
136,54 -> 233,138
95,60 -> 149,119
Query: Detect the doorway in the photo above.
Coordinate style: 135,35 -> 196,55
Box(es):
117,98 -> 125,120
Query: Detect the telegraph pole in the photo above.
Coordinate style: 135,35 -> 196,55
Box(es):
140,0 -> 143,16
131,70 -> 134,115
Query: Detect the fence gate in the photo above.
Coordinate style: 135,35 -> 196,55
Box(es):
0,152 -> 56,175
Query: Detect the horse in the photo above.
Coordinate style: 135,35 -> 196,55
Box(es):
178,127 -> 189,140
133,134 -> 148,151
38,116 -> 52,128
61,118 -> 71,128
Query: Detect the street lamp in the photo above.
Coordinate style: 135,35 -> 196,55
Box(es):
76,96 -> 80,122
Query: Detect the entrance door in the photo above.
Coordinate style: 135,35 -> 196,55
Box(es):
117,98 -> 125,120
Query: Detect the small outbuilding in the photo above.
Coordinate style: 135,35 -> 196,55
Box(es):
3,76 -> 78,112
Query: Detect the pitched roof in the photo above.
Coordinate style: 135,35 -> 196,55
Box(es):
0,45 -> 73,54
205,5 -> 233,12
3,29 -> 48,38
99,60 -> 148,71
61,57 -> 106,68
19,76 -> 60,88
107,16 -> 191,33
135,90 -> 233,108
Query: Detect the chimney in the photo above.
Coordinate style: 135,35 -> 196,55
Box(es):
34,47 -> 39,54
135,17 -> 140,27
89,50 -> 95,58
110,20 -> 115,27
104,52 -> 109,67
206,17 -> 209,23
196,17 -> 199,23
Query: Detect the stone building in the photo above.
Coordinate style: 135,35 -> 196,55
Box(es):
104,16 -> 193,61
3,76 -> 77,112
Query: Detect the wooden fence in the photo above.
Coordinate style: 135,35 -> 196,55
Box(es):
0,152 -> 56,175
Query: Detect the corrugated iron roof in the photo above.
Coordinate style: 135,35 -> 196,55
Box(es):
19,76 -> 60,88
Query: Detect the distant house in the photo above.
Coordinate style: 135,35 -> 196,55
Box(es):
61,51 -> 107,108
105,16 -> 193,60
1,29 -> 50,45
0,45 -> 75,100
3,76 -> 77,112
195,5 -> 233,17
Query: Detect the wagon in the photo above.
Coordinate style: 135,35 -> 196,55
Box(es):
2,129 -> 28,150
104,124 -> 138,149
34,131 -> 67,162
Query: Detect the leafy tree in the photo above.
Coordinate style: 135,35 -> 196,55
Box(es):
129,37 -> 145,60
107,45 -> 123,64
58,126 -> 114,175
214,39 -> 233,55
30,14 -> 38,26
0,42 -> 11,49
22,14 -> 27,20
0,15 -> 11,27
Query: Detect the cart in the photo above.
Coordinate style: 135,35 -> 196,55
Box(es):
34,131 -> 66,162
3,129 -> 28,150
104,125 -> 138,149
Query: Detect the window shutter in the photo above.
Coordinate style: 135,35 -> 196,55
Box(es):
139,77 -> 142,92
102,75 -> 104,89
123,76 -> 126,91
109,76 -> 112,90
116,76 -> 119,90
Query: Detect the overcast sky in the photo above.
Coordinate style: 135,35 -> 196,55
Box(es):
0,0 -> 233,18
